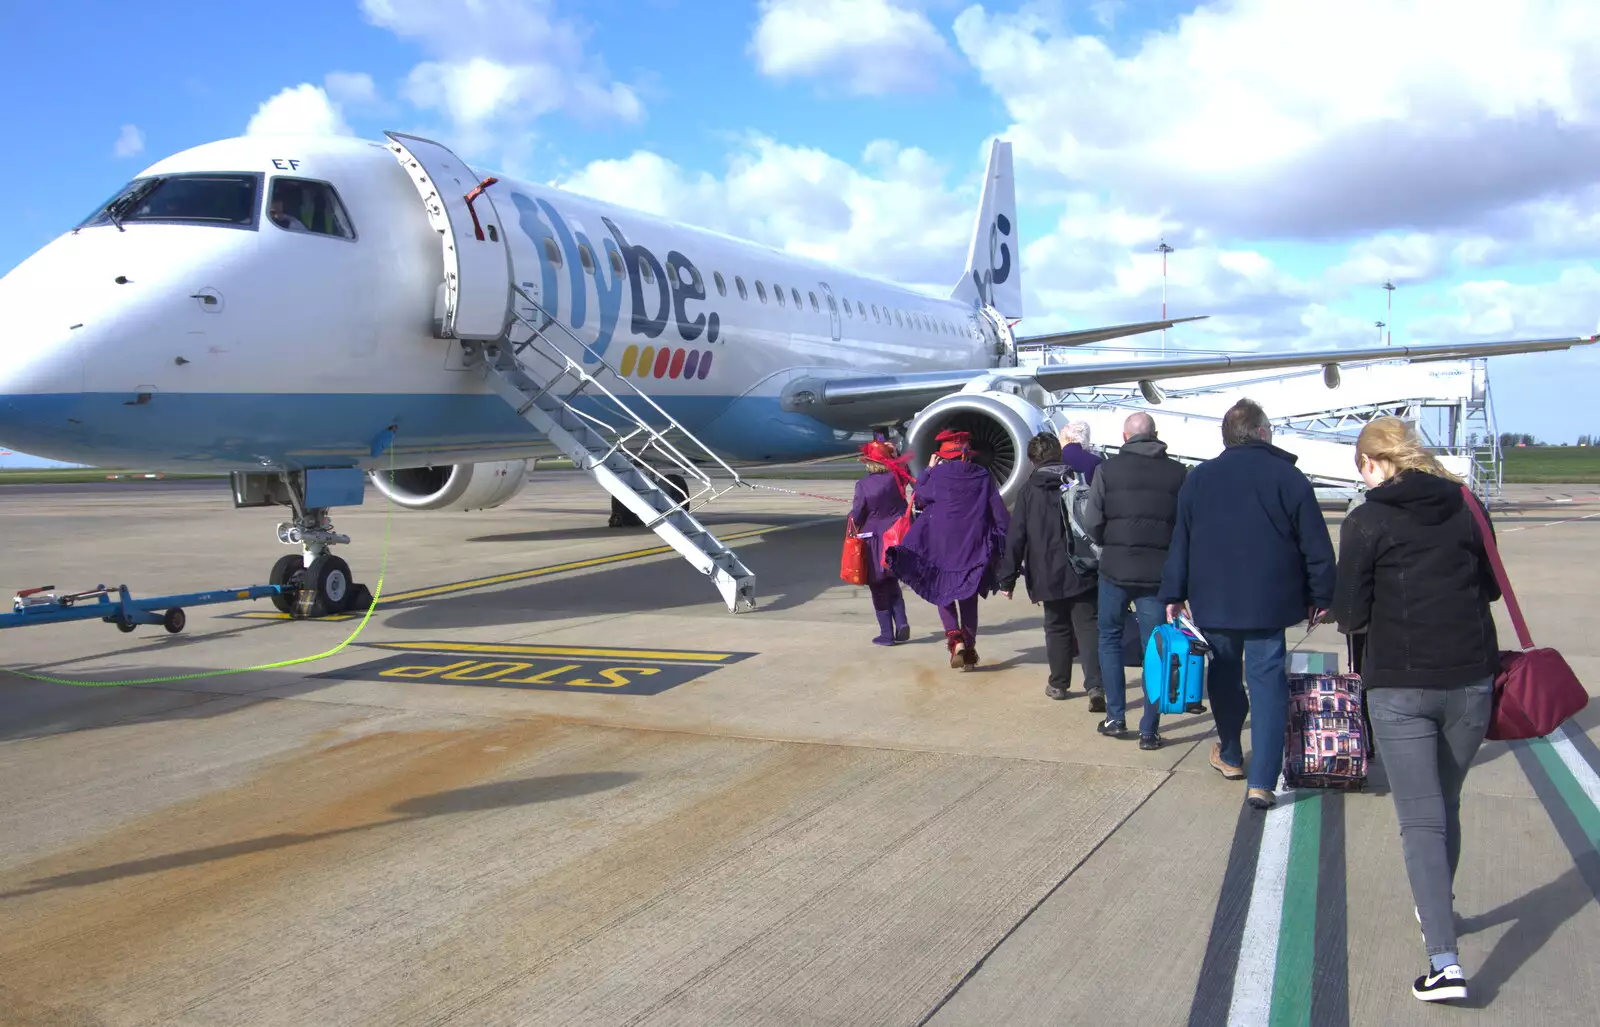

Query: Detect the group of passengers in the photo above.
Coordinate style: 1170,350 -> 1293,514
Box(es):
849,399 -> 1506,1004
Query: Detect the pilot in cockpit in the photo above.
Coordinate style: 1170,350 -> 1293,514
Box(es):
268,185 -> 310,233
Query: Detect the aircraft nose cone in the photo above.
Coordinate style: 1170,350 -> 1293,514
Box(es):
0,240 -> 92,454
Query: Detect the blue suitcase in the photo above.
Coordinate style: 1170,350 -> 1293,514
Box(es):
1143,617 -> 1211,715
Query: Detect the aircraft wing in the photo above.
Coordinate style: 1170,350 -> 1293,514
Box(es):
797,333 -> 1597,428
1016,315 -> 1209,348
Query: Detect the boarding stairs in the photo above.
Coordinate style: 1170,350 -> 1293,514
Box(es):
385,131 -> 756,612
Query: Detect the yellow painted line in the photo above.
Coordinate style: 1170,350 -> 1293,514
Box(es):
236,611 -> 357,621
367,641 -> 738,662
229,517 -> 829,618
382,520 -> 815,603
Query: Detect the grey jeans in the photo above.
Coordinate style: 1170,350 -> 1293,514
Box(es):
1366,679 -> 1495,957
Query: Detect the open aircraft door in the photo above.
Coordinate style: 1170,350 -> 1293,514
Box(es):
385,131 -> 512,341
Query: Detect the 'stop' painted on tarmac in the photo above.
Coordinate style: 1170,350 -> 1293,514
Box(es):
365,641 -> 749,665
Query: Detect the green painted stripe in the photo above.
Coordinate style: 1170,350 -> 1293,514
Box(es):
1269,793 -> 1322,1027
1530,738 -> 1600,850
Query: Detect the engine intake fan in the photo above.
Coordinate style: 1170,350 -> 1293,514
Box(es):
904,390 -> 1055,504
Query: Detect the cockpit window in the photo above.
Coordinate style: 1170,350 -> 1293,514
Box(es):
268,177 -> 355,239
79,173 -> 262,230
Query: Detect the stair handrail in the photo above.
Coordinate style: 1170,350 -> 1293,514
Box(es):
497,284 -> 747,491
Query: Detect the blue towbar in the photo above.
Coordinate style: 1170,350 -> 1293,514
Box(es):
0,583 -> 288,634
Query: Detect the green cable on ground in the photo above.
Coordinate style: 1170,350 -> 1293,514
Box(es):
2,445 -> 398,689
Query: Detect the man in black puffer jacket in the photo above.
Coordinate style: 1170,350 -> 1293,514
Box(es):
1081,411 -> 1187,745
996,433 -> 1102,703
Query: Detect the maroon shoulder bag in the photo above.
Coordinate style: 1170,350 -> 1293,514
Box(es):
1460,486 -> 1589,740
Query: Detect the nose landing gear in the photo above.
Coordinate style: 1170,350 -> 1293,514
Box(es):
271,510 -> 372,618
232,469 -> 373,620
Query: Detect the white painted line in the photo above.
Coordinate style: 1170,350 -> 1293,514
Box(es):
1228,783 -> 1295,1026
1551,724 -> 1600,812
1502,512 -> 1600,533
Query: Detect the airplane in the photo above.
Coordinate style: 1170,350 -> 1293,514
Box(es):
0,131 -> 1592,617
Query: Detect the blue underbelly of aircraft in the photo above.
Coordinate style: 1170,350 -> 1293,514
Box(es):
0,392 -> 860,472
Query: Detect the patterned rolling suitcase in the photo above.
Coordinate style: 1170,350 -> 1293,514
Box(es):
1143,616 -> 1210,715
1283,640 -> 1369,790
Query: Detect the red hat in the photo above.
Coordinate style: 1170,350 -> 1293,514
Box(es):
934,429 -> 971,461
859,439 -> 914,490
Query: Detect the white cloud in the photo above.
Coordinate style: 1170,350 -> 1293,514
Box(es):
953,1 -> 1600,243
1411,266 -> 1600,343
555,135 -> 974,287
360,0 -> 642,143
245,84 -> 353,137
750,0 -> 954,95
112,124 -> 144,158
1325,233 -> 1446,289
324,71 -> 380,108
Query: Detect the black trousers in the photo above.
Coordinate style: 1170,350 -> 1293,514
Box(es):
1043,593 -> 1102,693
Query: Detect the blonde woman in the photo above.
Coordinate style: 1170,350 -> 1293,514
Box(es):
1331,416 -> 1501,1005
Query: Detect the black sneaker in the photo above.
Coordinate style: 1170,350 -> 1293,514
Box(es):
1139,733 -> 1163,750
1088,689 -> 1106,713
1045,685 -> 1068,700
1096,717 -> 1126,737
1413,965 -> 1467,1002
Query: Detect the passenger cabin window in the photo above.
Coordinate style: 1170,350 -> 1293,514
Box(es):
640,261 -> 654,284
79,173 -> 262,230
857,301 -> 867,318
541,238 -> 563,266
714,271 -> 727,297
578,243 -> 596,274
736,276 -> 748,299
756,281 -> 768,303
843,298 -> 854,318
775,284 -> 786,307
609,250 -> 625,276
268,178 -> 354,238
792,287 -> 802,308
809,291 -> 819,312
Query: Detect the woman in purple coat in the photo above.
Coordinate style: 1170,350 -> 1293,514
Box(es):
848,439 -> 914,645
886,429 -> 1011,670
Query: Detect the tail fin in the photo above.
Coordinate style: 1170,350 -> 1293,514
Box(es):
950,139 -> 1020,319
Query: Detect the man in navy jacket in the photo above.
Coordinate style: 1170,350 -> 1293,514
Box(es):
1159,399 -> 1337,810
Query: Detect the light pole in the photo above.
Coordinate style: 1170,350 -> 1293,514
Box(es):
1383,279 -> 1396,345
1375,320 -> 1386,346
1157,239 -> 1174,353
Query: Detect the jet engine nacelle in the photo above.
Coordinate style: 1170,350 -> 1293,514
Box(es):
368,460 -> 530,512
905,390 -> 1055,504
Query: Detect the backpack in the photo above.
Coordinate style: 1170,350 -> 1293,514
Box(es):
1058,473 -> 1101,577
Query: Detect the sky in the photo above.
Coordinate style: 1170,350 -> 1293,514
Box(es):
4,0 -> 1599,448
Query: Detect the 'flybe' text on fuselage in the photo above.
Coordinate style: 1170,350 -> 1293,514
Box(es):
510,191 -> 721,365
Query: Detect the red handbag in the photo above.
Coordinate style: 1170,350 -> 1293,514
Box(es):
840,518 -> 870,586
1462,486 -> 1589,740
879,488 -> 913,569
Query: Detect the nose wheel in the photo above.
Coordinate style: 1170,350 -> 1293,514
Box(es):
270,507 -> 372,619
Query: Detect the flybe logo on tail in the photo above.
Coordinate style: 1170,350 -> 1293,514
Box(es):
970,213 -> 1012,308
510,191 -> 722,365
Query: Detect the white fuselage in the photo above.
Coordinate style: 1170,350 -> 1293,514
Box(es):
0,134 -> 1004,472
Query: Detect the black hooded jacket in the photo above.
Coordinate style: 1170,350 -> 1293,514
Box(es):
1331,469 -> 1502,689
996,463 -> 1096,603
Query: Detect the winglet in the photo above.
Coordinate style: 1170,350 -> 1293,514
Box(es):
950,139 -> 1021,319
